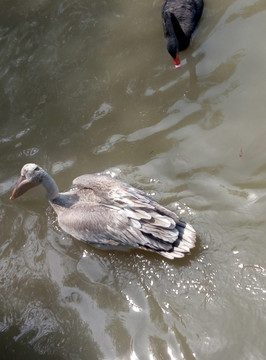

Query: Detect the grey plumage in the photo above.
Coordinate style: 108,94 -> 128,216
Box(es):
10,164 -> 197,259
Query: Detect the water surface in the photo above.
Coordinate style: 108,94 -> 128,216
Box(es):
1,0 -> 266,359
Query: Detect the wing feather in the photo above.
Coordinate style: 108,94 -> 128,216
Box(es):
61,173 -> 197,256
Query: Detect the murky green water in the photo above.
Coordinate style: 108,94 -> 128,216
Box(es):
1,0 -> 266,359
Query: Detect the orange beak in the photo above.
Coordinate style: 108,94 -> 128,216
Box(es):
10,176 -> 39,200
174,54 -> 181,68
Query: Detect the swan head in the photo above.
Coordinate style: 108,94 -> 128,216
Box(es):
166,37 -> 181,68
10,163 -> 45,200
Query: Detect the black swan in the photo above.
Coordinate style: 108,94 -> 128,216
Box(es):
162,0 -> 204,67
10,163 -> 196,259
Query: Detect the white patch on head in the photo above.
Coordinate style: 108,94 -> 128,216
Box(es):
21,163 -> 38,175
21,163 -> 44,182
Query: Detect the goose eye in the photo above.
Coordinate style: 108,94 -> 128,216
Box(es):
34,166 -> 40,171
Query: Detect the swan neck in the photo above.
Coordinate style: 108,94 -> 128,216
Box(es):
42,172 -> 59,201
165,13 -> 189,53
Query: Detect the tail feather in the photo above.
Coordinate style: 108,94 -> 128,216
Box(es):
159,222 -> 196,259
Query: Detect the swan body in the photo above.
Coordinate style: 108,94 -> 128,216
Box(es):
10,164 -> 196,259
162,0 -> 204,67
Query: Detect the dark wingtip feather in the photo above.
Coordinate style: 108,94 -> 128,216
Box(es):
159,222 -> 196,259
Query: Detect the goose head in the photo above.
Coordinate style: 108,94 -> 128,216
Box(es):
10,163 -> 46,200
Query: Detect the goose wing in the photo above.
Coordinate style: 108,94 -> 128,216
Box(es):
57,201 -> 176,251
59,174 -> 184,250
